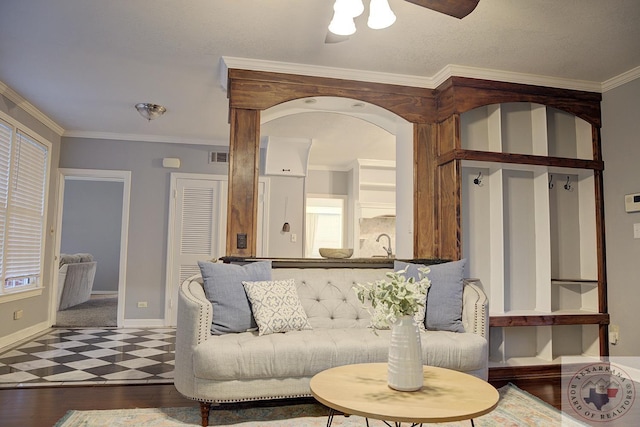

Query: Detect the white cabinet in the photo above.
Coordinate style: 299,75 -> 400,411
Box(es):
460,102 -> 604,367
263,136 -> 312,177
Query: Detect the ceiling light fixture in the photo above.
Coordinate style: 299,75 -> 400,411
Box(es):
368,0 -> 396,29
328,0 -> 395,36
328,0 -> 363,36
135,103 -> 167,121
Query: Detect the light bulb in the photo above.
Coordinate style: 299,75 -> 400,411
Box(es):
368,0 -> 396,30
329,11 -> 357,36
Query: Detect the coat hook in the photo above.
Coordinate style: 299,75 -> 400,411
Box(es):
548,174 -> 554,189
564,176 -> 572,191
473,172 -> 483,186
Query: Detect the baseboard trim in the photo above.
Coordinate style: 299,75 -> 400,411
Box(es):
122,319 -> 166,328
0,321 -> 50,350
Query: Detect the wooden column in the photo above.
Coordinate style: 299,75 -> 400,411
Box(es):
436,115 -> 462,260
227,108 -> 260,257
413,123 -> 438,258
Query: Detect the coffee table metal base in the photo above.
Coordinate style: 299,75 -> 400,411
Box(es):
325,407 -> 476,427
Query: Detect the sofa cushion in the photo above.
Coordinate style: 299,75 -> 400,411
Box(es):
197,260 -> 272,335
242,279 -> 312,336
395,260 -> 466,333
192,328 -> 486,381
272,268 -> 387,329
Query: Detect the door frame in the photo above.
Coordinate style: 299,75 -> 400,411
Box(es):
51,169 -> 131,327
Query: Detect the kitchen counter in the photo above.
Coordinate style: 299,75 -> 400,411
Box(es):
219,257 -> 450,269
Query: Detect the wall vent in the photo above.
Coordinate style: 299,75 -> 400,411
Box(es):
209,151 -> 229,164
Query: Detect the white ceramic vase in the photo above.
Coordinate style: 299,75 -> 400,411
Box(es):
387,315 -> 423,391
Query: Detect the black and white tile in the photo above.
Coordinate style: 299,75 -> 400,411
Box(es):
0,328 -> 175,388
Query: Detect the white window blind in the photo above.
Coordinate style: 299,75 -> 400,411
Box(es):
0,122 -> 11,284
0,122 -> 48,293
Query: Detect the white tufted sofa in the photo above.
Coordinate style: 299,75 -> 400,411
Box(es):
174,267 -> 489,426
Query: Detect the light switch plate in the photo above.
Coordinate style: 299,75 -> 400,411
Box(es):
634,223 -> 640,239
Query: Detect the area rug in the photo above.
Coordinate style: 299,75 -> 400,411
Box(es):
56,295 -> 117,327
55,383 -> 587,426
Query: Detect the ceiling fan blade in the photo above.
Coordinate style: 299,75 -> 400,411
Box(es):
404,0 -> 480,19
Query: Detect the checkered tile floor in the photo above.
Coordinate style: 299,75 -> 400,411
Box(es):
0,328 -> 175,388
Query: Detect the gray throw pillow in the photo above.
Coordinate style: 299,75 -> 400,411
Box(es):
197,260 -> 272,335
394,259 -> 466,333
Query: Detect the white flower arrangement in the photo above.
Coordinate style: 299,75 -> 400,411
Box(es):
353,266 -> 431,328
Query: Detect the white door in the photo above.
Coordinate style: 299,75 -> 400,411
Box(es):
165,174 -> 269,326
166,175 -> 226,326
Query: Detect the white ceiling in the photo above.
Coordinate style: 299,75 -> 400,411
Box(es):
1,0 -> 639,156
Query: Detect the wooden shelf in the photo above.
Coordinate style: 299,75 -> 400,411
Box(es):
438,149 -> 604,170
490,313 -> 609,327
551,279 -> 598,284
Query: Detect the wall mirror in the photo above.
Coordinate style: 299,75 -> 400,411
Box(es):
259,96 -> 414,260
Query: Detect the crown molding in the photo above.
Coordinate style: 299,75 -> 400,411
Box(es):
602,66 -> 640,92
221,56 -> 603,93
0,80 -> 65,136
63,130 -> 225,146
220,56 -> 434,89
432,64 -> 603,93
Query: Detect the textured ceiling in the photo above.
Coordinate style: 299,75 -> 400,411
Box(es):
0,0 -> 639,156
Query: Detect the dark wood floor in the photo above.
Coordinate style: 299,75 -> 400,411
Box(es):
0,378 -> 561,427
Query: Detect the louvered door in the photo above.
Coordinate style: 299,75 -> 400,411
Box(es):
166,176 -> 226,325
165,174 -> 269,326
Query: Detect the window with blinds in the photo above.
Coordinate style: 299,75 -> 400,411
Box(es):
0,119 -> 49,294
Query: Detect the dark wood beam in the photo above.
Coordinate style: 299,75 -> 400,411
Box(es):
404,0 -> 480,19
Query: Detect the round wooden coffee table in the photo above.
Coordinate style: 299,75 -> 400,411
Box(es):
310,363 -> 499,426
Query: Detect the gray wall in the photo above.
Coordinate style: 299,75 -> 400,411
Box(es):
266,175 -> 305,258
307,169 -> 349,195
0,94 -> 61,341
601,77 -> 640,356
59,138 -> 228,320
61,180 -> 123,293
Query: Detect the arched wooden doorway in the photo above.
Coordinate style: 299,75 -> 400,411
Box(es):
224,69 -> 439,258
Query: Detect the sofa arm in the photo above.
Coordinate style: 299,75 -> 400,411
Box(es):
174,275 -> 212,400
461,279 -> 489,339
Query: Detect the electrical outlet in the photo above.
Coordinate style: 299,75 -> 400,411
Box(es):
137,301 -> 148,308
237,233 -> 247,249
610,324 -> 620,345
13,309 -> 23,320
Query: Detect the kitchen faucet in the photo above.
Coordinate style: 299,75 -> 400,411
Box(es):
376,233 -> 393,258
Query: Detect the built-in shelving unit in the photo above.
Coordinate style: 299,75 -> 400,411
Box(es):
350,159 -> 396,258
449,101 -> 608,375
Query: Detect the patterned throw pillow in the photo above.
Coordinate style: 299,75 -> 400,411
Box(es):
242,279 -> 312,336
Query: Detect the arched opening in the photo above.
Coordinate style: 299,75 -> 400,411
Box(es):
259,96 -> 414,259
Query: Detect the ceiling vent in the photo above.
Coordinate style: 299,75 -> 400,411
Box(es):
209,151 -> 229,164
